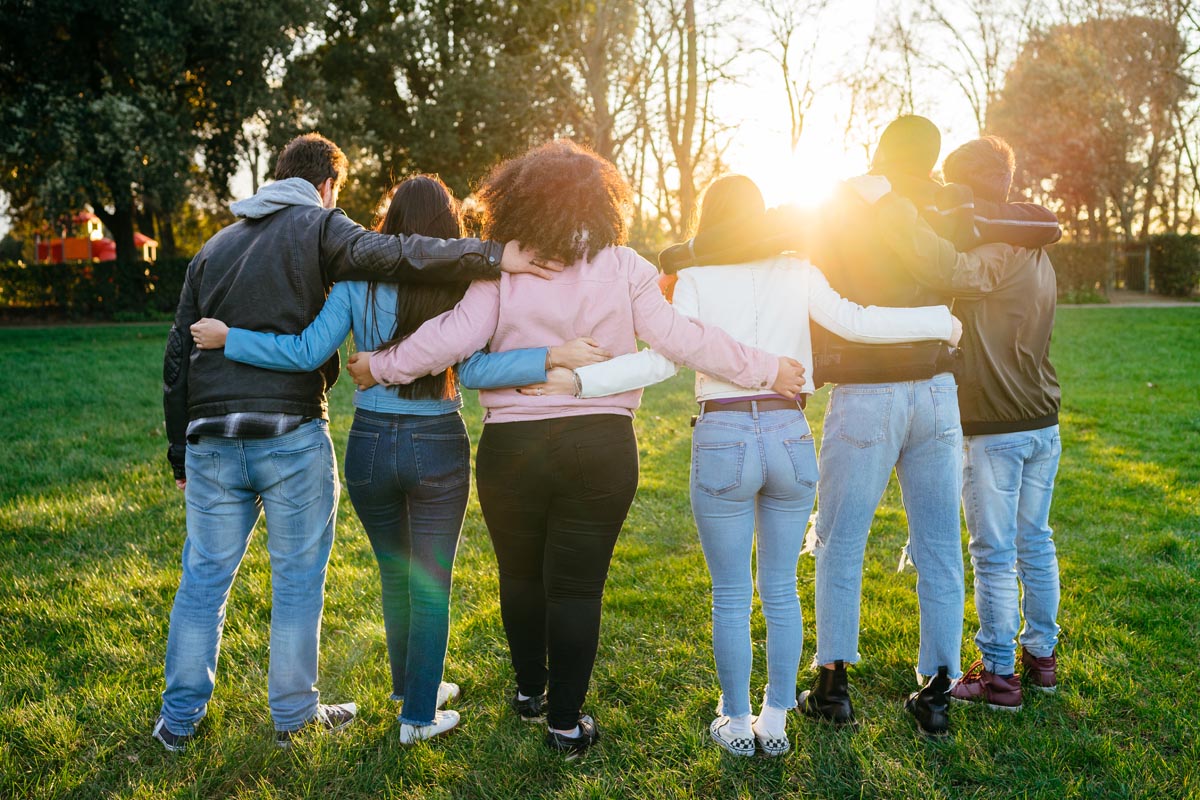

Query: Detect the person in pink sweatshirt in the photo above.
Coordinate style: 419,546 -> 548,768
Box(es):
347,140 -> 806,758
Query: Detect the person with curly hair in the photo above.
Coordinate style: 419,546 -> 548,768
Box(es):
348,140 -> 807,757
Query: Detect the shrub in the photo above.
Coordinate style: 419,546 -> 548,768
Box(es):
1048,241 -> 1112,299
0,257 -> 192,319
1146,233 -> 1200,297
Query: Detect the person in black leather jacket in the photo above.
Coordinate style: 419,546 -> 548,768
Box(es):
152,133 -> 557,753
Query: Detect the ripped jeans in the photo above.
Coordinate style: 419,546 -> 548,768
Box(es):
691,406 -> 817,718
811,373 -> 964,680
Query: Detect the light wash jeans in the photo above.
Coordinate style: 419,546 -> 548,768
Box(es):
813,373 -> 964,680
690,406 -> 817,718
159,419 -> 338,735
344,410 -> 469,726
962,425 -> 1061,674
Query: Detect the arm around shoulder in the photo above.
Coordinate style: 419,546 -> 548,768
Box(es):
369,279 -> 501,385
321,211 -> 503,283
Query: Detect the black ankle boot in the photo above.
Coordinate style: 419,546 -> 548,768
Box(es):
904,666 -> 952,737
797,660 -> 855,724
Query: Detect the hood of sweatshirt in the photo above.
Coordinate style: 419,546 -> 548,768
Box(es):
230,177 -> 323,219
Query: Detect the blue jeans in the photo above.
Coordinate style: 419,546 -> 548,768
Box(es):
691,407 -> 817,717
962,425 -> 1061,674
160,419 -> 338,735
813,374 -> 964,679
344,410 -> 469,726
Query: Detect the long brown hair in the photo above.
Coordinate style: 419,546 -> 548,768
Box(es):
692,174 -> 766,238
366,174 -> 468,400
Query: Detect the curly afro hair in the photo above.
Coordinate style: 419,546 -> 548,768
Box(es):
476,140 -> 632,264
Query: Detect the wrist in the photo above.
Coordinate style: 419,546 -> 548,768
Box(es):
546,347 -> 556,370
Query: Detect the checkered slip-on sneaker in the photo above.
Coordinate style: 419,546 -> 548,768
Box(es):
709,715 -> 756,757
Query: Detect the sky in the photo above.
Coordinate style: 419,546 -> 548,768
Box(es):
717,0 -> 983,209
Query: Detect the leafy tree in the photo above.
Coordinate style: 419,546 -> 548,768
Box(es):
0,0 -> 318,262
268,1 -> 576,225
989,15 -> 1189,240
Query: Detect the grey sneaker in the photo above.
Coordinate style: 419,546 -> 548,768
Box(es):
275,702 -> 357,748
151,716 -> 191,753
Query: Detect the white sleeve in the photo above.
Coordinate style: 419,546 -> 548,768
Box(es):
574,267 -> 706,398
575,349 -> 679,398
805,264 -> 953,343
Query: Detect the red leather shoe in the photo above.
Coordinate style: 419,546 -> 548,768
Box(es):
950,660 -> 1023,711
1021,647 -> 1058,693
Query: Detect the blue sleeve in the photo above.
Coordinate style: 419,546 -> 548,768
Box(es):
224,282 -> 355,372
457,347 -> 549,389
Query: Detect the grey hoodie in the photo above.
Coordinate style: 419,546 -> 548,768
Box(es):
230,177 -> 323,219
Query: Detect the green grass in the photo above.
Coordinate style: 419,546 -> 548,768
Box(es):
1,309 -> 1197,799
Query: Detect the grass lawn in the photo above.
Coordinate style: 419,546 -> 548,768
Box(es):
1,308 -> 1197,799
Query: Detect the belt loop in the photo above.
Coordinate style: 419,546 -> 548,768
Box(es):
751,399 -> 759,420
698,400 -> 706,420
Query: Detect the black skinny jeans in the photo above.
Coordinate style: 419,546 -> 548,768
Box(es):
475,414 -> 639,730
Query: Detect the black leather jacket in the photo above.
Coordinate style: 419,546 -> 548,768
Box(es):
163,204 -> 504,480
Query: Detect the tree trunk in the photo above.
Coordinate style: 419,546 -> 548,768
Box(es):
156,210 -> 177,259
95,196 -> 138,264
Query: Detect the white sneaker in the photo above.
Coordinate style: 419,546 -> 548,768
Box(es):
436,681 -> 460,709
399,709 -> 460,746
709,715 -> 756,757
752,712 -> 790,757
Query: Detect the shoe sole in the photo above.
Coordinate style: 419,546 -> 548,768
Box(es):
276,706 -> 357,748
950,695 -> 1022,712
709,730 -> 756,757
755,739 -> 791,757
399,723 -> 459,746
152,730 -> 188,753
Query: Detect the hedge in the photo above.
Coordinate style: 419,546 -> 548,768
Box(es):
1146,233 -> 1200,297
0,258 -> 190,319
1047,241 -> 1113,301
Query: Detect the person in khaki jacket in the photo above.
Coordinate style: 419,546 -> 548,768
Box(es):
878,136 -> 1063,712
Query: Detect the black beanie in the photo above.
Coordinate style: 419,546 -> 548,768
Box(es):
871,115 -> 941,177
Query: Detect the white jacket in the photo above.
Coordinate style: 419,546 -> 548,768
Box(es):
576,256 -> 953,400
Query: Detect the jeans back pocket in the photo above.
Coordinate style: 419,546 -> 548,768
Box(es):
831,386 -> 893,448
345,430 -> 380,487
413,432 -> 470,489
185,449 -> 225,511
693,441 -> 746,496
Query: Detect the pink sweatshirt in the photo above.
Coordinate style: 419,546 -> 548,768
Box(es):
368,245 -> 780,423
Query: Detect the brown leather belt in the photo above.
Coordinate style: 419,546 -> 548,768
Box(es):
699,398 -> 805,414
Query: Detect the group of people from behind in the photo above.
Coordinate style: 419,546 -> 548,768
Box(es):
157,117 -> 1063,762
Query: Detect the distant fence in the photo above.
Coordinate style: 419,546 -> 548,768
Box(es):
1051,233 -> 1199,300
0,258 -> 190,320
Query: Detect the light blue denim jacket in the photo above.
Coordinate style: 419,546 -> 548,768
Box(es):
223,281 -> 547,415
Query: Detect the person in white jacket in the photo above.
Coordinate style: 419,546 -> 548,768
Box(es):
520,175 -> 960,757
